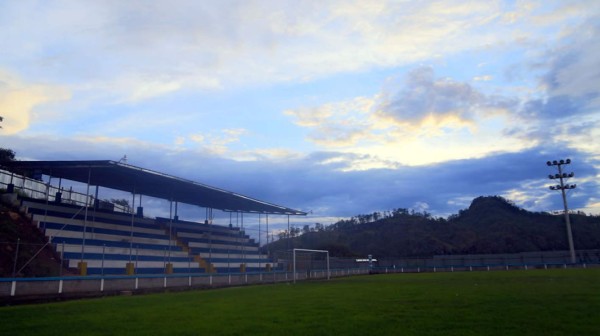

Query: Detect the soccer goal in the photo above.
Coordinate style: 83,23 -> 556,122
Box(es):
292,248 -> 330,283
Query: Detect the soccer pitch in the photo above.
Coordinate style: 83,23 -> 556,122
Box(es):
1,268 -> 599,335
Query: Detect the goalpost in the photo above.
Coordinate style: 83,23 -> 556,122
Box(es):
293,248 -> 330,284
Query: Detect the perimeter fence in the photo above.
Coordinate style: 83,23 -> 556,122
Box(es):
0,267 -> 369,303
2,243 -> 599,303
376,249 -> 600,270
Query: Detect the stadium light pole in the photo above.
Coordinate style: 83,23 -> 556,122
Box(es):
546,159 -> 577,264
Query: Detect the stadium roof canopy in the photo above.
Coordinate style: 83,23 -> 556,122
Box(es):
3,160 -> 306,216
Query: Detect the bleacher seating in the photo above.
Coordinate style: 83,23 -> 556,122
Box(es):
157,217 -> 275,273
20,198 -> 277,275
21,198 -> 200,275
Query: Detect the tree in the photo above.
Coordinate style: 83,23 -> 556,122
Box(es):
302,224 -> 310,235
0,148 -> 16,163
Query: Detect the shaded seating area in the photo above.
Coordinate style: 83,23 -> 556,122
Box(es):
21,198 -> 201,275
157,218 -> 274,273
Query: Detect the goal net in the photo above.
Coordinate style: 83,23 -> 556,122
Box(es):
286,248 -> 330,283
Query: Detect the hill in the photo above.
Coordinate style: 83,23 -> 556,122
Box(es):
265,196 -> 600,258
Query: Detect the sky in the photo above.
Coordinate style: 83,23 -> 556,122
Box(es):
1,1 -> 599,237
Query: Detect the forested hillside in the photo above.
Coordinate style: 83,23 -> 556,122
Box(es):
265,196 -> 600,258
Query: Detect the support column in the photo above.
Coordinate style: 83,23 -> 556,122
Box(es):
79,168 -> 92,275
258,213 -> 261,270
136,194 -> 143,217
168,201 -> 175,267
174,201 -> 179,221
7,172 -> 14,193
54,176 -> 63,204
129,190 -> 136,263
242,212 -> 246,264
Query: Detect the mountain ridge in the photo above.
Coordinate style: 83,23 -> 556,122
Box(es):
265,196 -> 600,258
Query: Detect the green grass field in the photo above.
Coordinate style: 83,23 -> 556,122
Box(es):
1,268 -> 599,335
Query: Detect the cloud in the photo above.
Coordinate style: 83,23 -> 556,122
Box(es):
520,94 -> 596,121
516,18 -> 600,118
188,128 -> 248,155
285,96 -> 376,148
285,67 -> 525,166
522,16 -> 600,117
5,134 -> 598,217
0,70 -> 70,135
378,67 -> 490,127
508,16 -> 600,162
2,0 -> 600,225
473,75 -> 493,81
3,0 -> 594,103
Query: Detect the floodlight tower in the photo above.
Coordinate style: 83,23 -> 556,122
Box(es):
546,159 -> 577,264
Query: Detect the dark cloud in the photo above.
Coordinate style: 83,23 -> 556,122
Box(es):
519,94 -> 594,120
521,17 -> 600,122
541,18 -> 600,98
4,131 -> 598,221
378,67 -> 518,125
223,147 -> 598,217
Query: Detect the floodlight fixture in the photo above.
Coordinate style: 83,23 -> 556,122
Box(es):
544,158 -> 577,263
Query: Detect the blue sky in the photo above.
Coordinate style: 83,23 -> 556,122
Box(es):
1,1 -> 599,236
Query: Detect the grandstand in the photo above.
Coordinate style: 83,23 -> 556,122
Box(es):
1,160 -> 306,276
